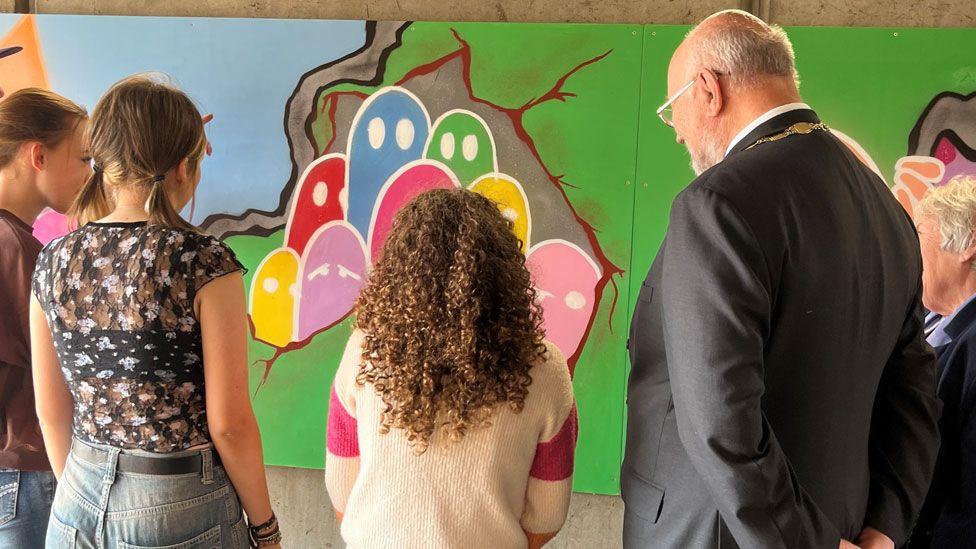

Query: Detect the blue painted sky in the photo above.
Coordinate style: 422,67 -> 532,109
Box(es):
0,15 -> 367,220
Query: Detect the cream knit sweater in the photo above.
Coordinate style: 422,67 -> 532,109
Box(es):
325,330 -> 578,549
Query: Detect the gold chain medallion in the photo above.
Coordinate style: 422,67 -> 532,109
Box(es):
745,122 -> 830,151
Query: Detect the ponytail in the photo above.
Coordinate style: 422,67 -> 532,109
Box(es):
145,175 -> 196,232
67,167 -> 110,229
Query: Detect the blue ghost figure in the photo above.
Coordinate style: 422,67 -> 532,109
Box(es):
345,86 -> 431,236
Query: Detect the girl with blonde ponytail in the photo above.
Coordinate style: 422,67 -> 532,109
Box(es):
0,87 -> 88,548
30,74 -> 281,548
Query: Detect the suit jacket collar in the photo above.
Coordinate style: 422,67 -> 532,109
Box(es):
933,294 -> 976,393
726,108 -> 822,157
943,293 -> 976,341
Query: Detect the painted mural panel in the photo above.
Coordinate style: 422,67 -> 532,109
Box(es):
0,15 -> 641,493
4,15 -> 974,495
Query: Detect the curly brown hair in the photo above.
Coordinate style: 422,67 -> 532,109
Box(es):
355,188 -> 547,453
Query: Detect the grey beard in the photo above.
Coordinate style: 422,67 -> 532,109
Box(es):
689,131 -> 728,176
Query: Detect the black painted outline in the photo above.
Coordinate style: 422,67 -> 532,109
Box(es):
907,90 -> 976,162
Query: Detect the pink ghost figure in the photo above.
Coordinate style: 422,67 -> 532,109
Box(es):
32,210 -> 71,245
367,159 -> 459,260
525,239 -> 601,365
296,221 -> 368,341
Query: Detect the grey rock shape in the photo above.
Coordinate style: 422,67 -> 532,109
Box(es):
317,55 -> 595,259
201,21 -> 409,238
909,90 -> 976,160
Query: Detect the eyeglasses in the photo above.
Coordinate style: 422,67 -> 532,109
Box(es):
657,71 -> 728,128
656,78 -> 696,128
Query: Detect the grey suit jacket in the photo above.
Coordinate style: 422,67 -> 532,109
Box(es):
622,109 -> 942,549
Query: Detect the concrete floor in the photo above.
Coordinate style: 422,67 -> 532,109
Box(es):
265,465 -> 625,548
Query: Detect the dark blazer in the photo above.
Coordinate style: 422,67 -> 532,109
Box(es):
622,109 -> 942,549
907,297 -> 976,548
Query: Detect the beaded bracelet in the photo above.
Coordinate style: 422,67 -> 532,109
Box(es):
248,512 -> 282,547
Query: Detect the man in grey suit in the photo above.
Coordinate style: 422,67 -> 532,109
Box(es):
622,10 -> 942,549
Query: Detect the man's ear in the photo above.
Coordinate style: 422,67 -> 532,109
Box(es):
960,233 -> 976,264
26,142 -> 45,171
696,69 -> 725,118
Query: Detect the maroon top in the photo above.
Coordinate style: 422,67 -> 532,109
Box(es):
0,209 -> 49,470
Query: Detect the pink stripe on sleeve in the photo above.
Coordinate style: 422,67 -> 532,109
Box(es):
529,406 -> 578,481
327,387 -> 359,457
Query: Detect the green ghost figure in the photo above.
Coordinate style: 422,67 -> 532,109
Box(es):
424,110 -> 497,185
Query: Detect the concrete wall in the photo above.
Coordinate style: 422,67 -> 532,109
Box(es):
3,0 -> 976,26
3,0 -> 972,547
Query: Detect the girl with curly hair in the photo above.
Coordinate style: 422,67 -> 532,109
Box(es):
325,188 -> 578,548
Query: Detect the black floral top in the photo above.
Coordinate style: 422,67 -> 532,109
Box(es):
32,221 -> 245,453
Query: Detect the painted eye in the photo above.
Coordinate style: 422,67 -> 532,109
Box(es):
367,117 -> 385,149
439,132 -> 456,160
564,291 -> 586,310
312,182 -> 329,207
396,118 -> 415,150
462,135 -> 478,161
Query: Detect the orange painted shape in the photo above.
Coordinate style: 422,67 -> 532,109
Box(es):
0,16 -> 49,97
896,171 -> 931,200
900,159 -> 943,180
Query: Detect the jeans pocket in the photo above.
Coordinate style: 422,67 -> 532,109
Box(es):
118,524 -> 221,549
230,513 -> 247,549
47,515 -> 77,549
0,470 -> 19,526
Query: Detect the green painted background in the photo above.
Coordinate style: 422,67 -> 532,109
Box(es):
235,23 -> 976,495
237,22 -> 645,495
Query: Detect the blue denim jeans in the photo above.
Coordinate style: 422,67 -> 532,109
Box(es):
0,469 -> 57,548
47,439 -> 247,549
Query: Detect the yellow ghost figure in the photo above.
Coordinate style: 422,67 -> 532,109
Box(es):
249,248 -> 300,347
469,173 -> 531,253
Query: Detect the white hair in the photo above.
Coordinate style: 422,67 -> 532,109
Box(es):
917,176 -> 976,267
688,10 -> 799,88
